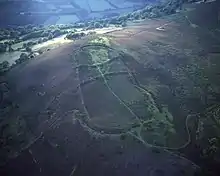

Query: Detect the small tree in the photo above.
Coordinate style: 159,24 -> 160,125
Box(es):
102,22 -> 108,27
37,38 -> 43,44
134,12 -> 140,20
121,22 -> 127,27
26,46 -> 32,52
52,29 -> 62,37
109,17 -> 119,25
41,31 -> 49,37
66,32 -> 81,40
1,61 -> 9,69
8,44 -> 14,52
42,38 -> 48,42
27,41 -> 34,46
94,22 -> 102,28
16,53 -> 29,64
0,43 -> 7,53
20,53 -> 28,60
23,43 -> 27,48
0,61 -> 9,73
80,32 -> 86,37
48,33 -> 53,40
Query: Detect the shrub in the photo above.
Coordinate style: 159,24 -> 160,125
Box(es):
20,53 -> 28,60
109,17 -> 120,24
80,32 -> 86,37
118,15 -> 127,22
41,31 -> 50,37
22,43 -> 27,48
37,38 -> 43,44
0,61 -> 10,73
9,30 -> 20,38
14,38 -> 22,43
94,22 -> 102,28
27,41 -> 34,46
88,31 -> 96,35
142,5 -> 153,13
25,46 -> 32,52
121,22 -> 127,27
52,29 -> 62,37
102,22 -> 108,27
21,30 -> 44,40
3,41 -> 9,45
0,43 -> 7,53
8,45 -> 14,52
0,61 -> 9,69
133,12 -> 141,20
16,53 -> 29,64
74,23 -> 85,28
48,33 -> 54,40
66,32 -> 82,40
42,38 -> 48,42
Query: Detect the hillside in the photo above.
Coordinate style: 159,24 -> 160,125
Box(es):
0,1 -> 220,175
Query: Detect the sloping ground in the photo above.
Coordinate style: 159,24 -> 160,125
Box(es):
0,27 -> 122,66
0,38 -> 199,176
0,36 -> 199,176
105,0 -> 220,173
1,2 -> 220,176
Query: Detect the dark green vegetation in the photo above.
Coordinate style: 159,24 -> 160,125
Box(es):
0,53 -> 30,74
65,32 -> 86,40
0,25 -> 68,42
0,0 -> 185,46
0,0 -> 187,70
0,61 -> 9,73
0,43 -> 7,53
15,53 -> 29,64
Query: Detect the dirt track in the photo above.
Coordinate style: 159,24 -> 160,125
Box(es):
1,2 -> 220,176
